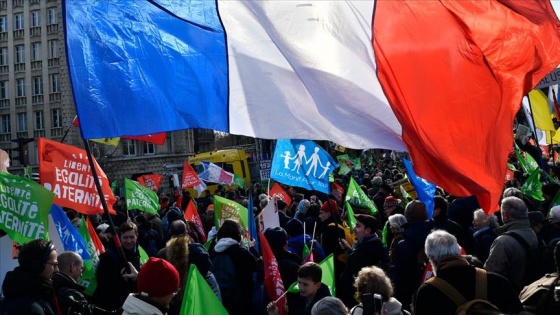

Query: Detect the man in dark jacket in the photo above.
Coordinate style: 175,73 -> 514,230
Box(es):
1,238 -> 58,315
338,214 -> 387,308
415,230 -> 523,314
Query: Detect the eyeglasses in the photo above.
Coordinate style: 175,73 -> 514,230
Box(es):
45,262 -> 58,268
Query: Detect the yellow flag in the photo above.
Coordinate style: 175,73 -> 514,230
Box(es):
91,137 -> 120,147
528,90 -> 555,131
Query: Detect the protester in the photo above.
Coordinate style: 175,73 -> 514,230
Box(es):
349,266 -> 408,315
387,214 -> 407,263
1,239 -> 58,315
311,297 -> 348,315
122,257 -> 180,315
414,230 -> 523,314
264,226 -> 301,287
93,221 -> 142,311
431,195 -> 469,252
318,199 -> 346,290
286,218 -> 326,262
472,208 -> 498,264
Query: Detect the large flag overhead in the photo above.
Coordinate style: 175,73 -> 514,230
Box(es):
64,1 -> 560,212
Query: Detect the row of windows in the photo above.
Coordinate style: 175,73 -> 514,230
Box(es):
0,9 -> 57,31
0,40 -> 58,65
0,108 -> 61,133
122,140 -> 156,156
0,74 -> 59,98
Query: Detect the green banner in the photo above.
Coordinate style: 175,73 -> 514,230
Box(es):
288,254 -> 335,296
232,174 -> 245,189
0,172 -> 54,244
352,158 -> 362,170
345,177 -> 378,215
213,195 -> 248,229
521,169 -> 544,201
345,201 -> 357,231
124,178 -> 159,214
77,218 -> 99,296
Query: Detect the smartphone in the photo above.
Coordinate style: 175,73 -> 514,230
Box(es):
361,293 -> 376,315
374,294 -> 383,314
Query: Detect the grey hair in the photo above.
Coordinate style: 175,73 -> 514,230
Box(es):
501,196 -> 528,220
57,251 -> 82,273
502,187 -> 524,199
372,176 -> 383,186
311,297 -> 348,315
425,230 -> 461,266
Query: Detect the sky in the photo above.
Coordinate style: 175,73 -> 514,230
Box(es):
554,1 -> 560,17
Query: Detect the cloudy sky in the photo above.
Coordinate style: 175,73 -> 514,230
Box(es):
554,1 -> 560,17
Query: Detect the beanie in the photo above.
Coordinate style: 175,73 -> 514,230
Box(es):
285,218 -> 304,237
264,227 -> 288,251
320,199 -> 339,214
137,258 -> 180,298
384,196 -> 401,208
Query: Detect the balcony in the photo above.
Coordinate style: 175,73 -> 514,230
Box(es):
13,29 -> 24,39
30,0 -> 40,5
14,63 -> 25,72
15,97 -> 26,107
32,95 -> 43,104
0,32 -> 7,41
31,61 -> 42,70
51,127 -> 63,137
12,0 -> 23,8
34,129 -> 45,138
48,58 -> 59,67
47,24 -> 58,34
49,92 -> 61,102
0,65 -> 8,74
30,27 -> 41,37
0,99 -> 9,108
0,133 -> 9,143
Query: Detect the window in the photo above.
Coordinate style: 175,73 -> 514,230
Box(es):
15,45 -> 24,64
31,11 -> 40,27
48,39 -> 58,58
143,142 -> 155,155
17,112 -> 27,132
0,16 -> 7,32
0,48 -> 7,66
50,74 -> 60,93
51,108 -> 62,128
122,140 -> 136,156
1,115 -> 10,133
31,42 -> 41,61
14,13 -> 23,30
32,76 -> 42,95
0,81 -> 7,99
47,8 -> 57,25
34,110 -> 44,130
16,78 -> 25,97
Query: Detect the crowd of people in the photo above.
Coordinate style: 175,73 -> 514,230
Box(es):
2,153 -> 560,314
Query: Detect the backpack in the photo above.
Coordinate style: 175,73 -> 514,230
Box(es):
519,273 -> 560,315
426,268 -> 502,315
210,252 -> 240,305
504,231 -> 555,286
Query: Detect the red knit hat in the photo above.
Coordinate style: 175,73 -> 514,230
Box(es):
320,199 -> 339,214
384,196 -> 401,208
137,258 -> 180,298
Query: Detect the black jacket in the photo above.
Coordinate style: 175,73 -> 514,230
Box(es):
1,266 -> 55,315
290,283 -> 331,315
52,272 -> 97,315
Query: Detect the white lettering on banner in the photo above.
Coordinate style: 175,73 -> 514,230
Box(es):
63,160 -> 91,173
272,170 -> 328,189
46,183 -> 102,208
55,167 -> 96,188
535,67 -> 560,89
0,211 -> 44,238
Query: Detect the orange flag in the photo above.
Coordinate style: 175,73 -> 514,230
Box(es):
137,174 -> 163,192
38,137 -> 116,215
184,199 -> 207,243
269,183 -> 291,206
86,216 -> 105,255
182,161 -> 202,189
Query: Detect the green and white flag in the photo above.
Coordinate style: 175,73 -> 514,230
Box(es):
0,172 -> 54,244
521,169 -> 544,201
345,177 -> 378,215
232,174 -> 245,189
124,178 -> 159,214
213,195 -> 248,229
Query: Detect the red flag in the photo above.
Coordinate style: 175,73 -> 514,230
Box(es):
72,115 -> 79,127
137,174 -> 163,192
122,132 -> 166,145
184,199 -> 207,243
269,183 -> 291,205
182,161 -> 202,189
259,231 -> 287,315
504,168 -> 514,184
86,217 -> 105,255
331,182 -> 344,202
541,145 -> 551,160
374,1 -> 560,213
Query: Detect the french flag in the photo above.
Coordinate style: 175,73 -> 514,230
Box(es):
63,0 -> 560,212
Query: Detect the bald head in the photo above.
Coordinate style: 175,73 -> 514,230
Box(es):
58,251 -> 83,282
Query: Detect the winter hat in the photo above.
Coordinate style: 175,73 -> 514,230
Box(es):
388,214 -> 407,233
285,218 -> 304,237
384,196 -> 401,208
264,227 -> 288,251
320,199 -> 339,214
528,211 -> 546,226
137,258 -> 180,298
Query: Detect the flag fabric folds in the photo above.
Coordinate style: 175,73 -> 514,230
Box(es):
213,195 -> 248,229
137,174 -> 163,192
50,204 -> 90,260
259,231 -> 287,315
65,0 -> 560,212
184,199 -> 207,243
269,183 -> 292,206
124,178 -> 160,214
198,162 -> 234,185
182,161 -> 202,189
180,264 -> 228,315
77,217 -> 104,296
402,158 -> 436,219
345,177 -> 377,216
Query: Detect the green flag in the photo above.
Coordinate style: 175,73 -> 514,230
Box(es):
0,172 -> 54,244
232,174 -> 245,189
520,169 -> 544,201
203,236 -> 214,251
138,245 -> 149,264
124,178 -> 159,214
23,166 -> 32,178
181,264 -> 228,315
345,201 -> 357,231
352,158 -> 362,170
337,154 -> 353,175
515,143 -> 538,174
302,242 -> 311,261
111,180 -> 119,195
213,195 -> 248,229
288,254 -> 336,296
345,177 -> 378,215
77,218 -> 100,296
381,223 -> 389,246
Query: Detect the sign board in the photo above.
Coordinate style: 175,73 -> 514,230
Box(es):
260,159 -> 272,180
535,67 -> 560,89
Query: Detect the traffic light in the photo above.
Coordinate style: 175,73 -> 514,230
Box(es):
11,137 -> 34,166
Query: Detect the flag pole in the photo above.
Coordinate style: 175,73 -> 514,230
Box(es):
309,221 -> 317,254
82,138 -> 130,272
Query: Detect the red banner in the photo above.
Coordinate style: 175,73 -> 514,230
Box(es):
184,199 -> 207,243
86,217 -> 105,255
38,138 -> 116,215
182,161 -> 202,189
122,132 -> 166,145
259,231 -> 287,315
331,182 -> 344,202
137,174 -> 163,192
269,183 -> 291,205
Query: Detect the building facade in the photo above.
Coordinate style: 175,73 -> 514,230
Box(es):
0,0 -> 214,185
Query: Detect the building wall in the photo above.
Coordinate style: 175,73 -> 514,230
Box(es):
0,0 -> 214,181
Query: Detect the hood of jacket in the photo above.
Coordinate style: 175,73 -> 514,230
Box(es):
214,237 -> 239,253
121,294 -> 164,315
2,266 -> 52,300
